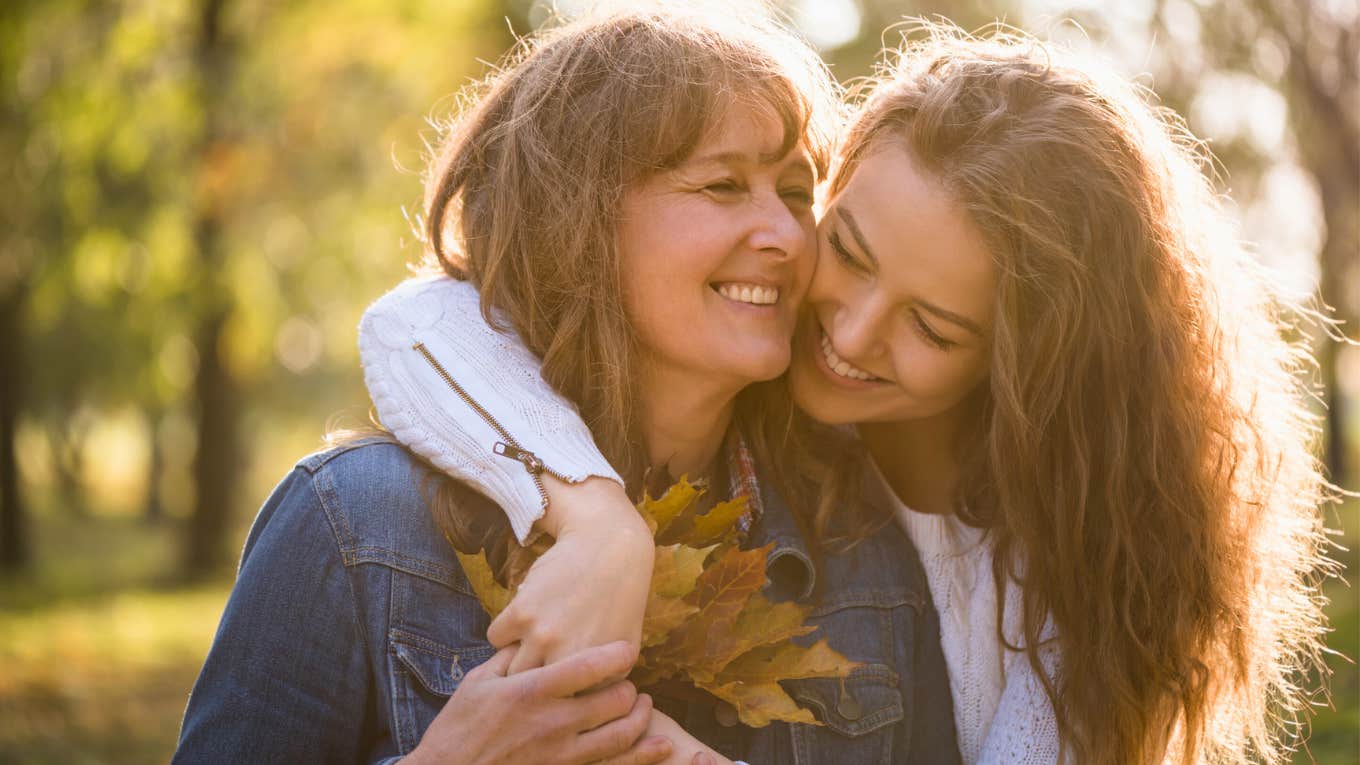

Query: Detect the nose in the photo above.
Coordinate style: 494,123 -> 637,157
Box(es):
747,191 -> 813,262
832,294 -> 889,362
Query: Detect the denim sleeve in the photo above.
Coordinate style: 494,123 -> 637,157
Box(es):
902,597 -> 964,764
173,467 -> 373,764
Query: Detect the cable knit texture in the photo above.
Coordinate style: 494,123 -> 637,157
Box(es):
357,275 -> 622,543
874,462 -> 1063,765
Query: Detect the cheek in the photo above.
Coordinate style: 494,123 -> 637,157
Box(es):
895,348 -> 989,407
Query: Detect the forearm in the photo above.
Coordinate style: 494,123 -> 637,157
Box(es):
359,276 -> 627,542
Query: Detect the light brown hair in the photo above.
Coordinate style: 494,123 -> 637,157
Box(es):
419,8 -> 842,521
835,22 -> 1335,764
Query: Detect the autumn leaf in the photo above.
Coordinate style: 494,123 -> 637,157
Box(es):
454,550 -> 513,618
651,543 -> 713,598
715,638 -> 851,684
697,592 -> 818,675
651,543 -> 769,665
641,594 -> 699,647
452,479 -> 858,726
688,496 -> 748,547
639,478 -> 703,538
698,680 -> 819,728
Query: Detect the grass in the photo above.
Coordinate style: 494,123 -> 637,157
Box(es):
0,502 -> 1356,764
0,513 -> 232,765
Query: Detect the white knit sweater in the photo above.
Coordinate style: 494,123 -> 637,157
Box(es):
357,278 -> 1064,762
869,463 -> 1062,764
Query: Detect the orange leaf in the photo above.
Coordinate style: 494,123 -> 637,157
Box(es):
688,496 -> 749,547
455,551 -> 513,618
698,680 -> 819,728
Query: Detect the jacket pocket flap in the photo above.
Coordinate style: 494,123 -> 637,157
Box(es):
391,630 -> 495,698
784,664 -> 903,737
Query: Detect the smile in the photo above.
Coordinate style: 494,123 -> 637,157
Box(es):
820,329 -> 882,382
713,282 -> 779,306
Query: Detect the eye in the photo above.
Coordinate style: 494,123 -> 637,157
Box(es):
779,185 -> 814,208
702,179 -> 743,197
910,309 -> 956,350
828,230 -> 868,274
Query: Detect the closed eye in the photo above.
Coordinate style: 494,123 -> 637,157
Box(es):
780,185 -> 814,207
911,309 -> 956,350
829,230 -> 869,274
702,179 -> 743,196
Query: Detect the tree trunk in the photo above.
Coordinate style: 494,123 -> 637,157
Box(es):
0,286 -> 27,572
187,307 -> 237,576
183,0 -> 238,580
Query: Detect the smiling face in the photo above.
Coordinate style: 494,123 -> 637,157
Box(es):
788,141 -> 996,425
620,104 -> 817,394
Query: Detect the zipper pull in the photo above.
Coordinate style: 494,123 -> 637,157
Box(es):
494,442 -> 545,475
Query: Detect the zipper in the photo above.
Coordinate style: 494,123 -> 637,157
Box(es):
411,342 -> 574,507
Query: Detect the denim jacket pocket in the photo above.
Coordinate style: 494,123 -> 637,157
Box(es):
388,629 -> 496,753
782,664 -> 905,764
785,663 -> 904,736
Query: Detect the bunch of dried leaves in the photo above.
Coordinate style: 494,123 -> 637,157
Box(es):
454,478 -> 858,726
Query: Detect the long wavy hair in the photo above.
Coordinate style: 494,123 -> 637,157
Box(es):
832,23 -> 1336,764
415,8 -> 845,540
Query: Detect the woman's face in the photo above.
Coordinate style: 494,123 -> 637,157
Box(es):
788,141 -> 996,425
619,105 -> 817,390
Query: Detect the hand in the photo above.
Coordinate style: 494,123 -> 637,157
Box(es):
596,709 -> 733,765
404,641 -> 672,765
489,476 -> 655,674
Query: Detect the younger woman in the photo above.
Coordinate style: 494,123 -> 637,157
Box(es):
362,23 -> 1335,765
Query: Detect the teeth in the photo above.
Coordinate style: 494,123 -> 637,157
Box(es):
820,331 -> 879,381
716,283 -> 779,306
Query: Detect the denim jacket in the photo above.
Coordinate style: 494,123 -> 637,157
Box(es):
174,438 -> 960,764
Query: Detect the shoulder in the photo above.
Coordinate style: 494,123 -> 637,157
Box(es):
291,435 -> 468,589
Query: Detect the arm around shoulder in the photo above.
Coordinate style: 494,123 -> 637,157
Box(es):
358,275 -> 624,543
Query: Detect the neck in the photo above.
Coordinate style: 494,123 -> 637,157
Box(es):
859,409 -> 966,516
638,365 -> 740,481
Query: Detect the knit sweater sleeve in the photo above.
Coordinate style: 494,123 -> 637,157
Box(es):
357,275 -> 621,543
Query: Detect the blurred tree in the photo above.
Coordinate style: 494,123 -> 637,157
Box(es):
184,0 -> 237,579
1148,0 -> 1358,487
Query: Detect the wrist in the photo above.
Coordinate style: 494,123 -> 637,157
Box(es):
536,476 -> 643,539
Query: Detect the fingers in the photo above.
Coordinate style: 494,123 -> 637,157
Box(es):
467,643 -> 519,680
507,640 -> 547,676
692,754 -> 716,765
574,694 -> 669,764
531,640 -> 638,698
487,603 -> 525,649
573,679 -> 638,732
587,736 -> 673,765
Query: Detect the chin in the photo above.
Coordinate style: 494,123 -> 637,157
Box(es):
788,361 -> 857,425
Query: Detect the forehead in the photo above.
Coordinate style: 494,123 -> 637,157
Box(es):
682,100 -> 812,172
835,143 -> 995,320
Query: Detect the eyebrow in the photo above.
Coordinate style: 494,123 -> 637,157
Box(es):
688,150 -> 813,174
835,206 -> 987,338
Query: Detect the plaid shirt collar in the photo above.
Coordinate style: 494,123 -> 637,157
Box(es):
723,428 -> 764,536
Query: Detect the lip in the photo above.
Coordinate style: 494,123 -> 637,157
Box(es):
806,316 -> 889,390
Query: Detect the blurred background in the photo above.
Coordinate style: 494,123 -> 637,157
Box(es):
0,0 -> 1355,762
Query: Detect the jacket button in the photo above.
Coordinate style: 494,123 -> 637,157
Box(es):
714,702 -> 740,727
837,692 -> 863,721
